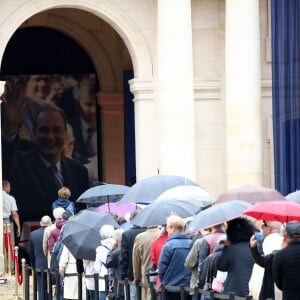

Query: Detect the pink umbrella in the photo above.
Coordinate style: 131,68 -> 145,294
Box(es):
95,202 -> 140,217
216,185 -> 285,204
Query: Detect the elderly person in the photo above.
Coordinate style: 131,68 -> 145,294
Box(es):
29,215 -> 52,300
94,224 -> 115,300
43,207 -> 65,267
158,215 -> 192,300
273,221 -> 300,299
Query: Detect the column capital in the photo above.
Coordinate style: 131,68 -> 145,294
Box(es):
128,78 -> 153,102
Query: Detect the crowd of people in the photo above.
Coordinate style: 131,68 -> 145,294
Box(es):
1,77 -> 300,300
3,171 -> 300,300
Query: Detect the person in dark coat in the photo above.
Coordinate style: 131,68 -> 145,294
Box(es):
120,224 -> 145,300
158,215 -> 192,300
273,221 -> 300,300
249,235 -> 282,300
216,217 -> 255,297
29,215 -> 52,300
2,106 -> 89,222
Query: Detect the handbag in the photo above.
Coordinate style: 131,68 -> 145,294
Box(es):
212,270 -> 227,293
212,277 -> 223,293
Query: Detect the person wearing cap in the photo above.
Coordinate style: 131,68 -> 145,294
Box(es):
273,221 -> 300,299
29,215 -> 52,300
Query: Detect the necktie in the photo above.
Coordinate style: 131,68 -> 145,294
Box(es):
85,128 -> 96,157
50,164 -> 63,189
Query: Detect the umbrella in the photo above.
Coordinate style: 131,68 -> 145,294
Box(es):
76,184 -> 130,204
61,210 -> 119,260
243,200 -> 300,223
155,185 -> 214,208
130,199 -> 199,227
215,185 -> 285,204
118,175 -> 199,204
286,190 -> 300,203
94,202 -> 141,217
185,200 -> 251,232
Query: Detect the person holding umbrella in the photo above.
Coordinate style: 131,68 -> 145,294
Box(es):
273,221 -> 300,299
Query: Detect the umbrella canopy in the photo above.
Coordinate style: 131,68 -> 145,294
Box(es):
243,200 -> 300,223
286,190 -> 300,203
215,185 -> 285,204
185,200 -> 251,232
61,210 -> 119,260
155,185 -> 214,208
119,175 -> 199,204
130,199 -> 199,227
94,202 -> 141,217
76,184 -> 130,204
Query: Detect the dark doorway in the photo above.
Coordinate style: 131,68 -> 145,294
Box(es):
0,27 -> 95,75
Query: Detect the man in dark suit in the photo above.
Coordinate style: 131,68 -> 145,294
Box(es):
273,221 -> 300,299
29,215 -> 52,300
2,84 -> 89,221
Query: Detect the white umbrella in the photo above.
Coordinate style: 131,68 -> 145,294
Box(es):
155,185 -> 214,208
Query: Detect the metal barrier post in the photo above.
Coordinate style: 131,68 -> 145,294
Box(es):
179,284 -> 185,300
47,269 -> 53,300
149,281 -> 157,300
24,262 -> 30,300
136,281 -> 141,300
3,223 -> 7,273
160,283 -> 166,300
78,272 -> 83,300
124,278 -> 130,300
14,246 -> 19,298
94,273 -> 100,299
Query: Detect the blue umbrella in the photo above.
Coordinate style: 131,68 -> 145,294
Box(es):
76,183 -> 130,204
119,175 -> 199,204
286,190 -> 300,203
130,199 -> 199,227
186,200 -> 251,232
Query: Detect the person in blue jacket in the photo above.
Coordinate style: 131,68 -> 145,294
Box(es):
52,186 -> 76,214
158,215 -> 192,300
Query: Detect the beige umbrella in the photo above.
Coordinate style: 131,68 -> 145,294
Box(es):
215,185 -> 286,204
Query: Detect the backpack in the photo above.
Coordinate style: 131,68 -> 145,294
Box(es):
105,248 -> 120,268
50,241 -> 64,272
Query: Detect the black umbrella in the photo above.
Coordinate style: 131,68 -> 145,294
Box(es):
61,210 -> 119,260
119,175 -> 199,204
185,200 -> 251,232
130,199 -> 199,227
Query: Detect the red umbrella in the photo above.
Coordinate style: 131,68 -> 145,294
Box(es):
216,185 -> 285,204
243,200 -> 300,223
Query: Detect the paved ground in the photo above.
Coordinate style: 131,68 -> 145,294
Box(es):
0,273 -> 24,300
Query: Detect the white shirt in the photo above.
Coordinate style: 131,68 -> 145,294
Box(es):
2,191 -> 18,219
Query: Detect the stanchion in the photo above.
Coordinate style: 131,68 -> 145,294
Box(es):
21,258 -> 26,300
13,246 -> 22,300
3,223 -> 8,274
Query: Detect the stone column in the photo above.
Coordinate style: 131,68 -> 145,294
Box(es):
156,0 -> 196,180
129,78 -> 158,180
97,92 -> 125,184
225,0 -> 262,187
0,81 -> 5,273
